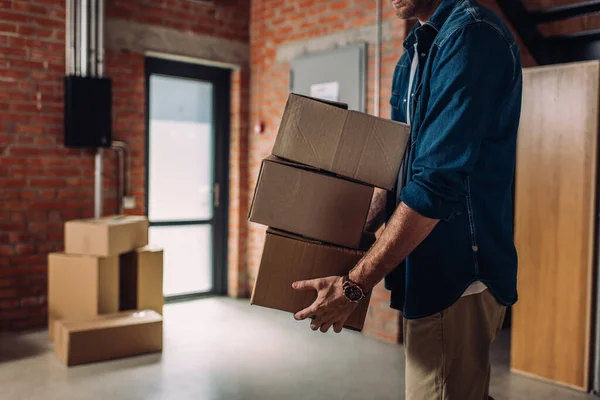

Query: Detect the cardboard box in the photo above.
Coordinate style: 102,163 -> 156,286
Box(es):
250,229 -> 372,331
65,215 -> 149,257
249,156 -> 374,249
272,93 -> 411,190
54,310 -> 163,366
120,246 -> 164,315
48,253 -> 119,340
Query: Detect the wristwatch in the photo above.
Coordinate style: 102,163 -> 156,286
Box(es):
342,275 -> 367,303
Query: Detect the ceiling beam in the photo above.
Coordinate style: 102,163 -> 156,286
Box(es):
496,0 -> 554,64
530,1 -> 600,24
546,29 -> 600,62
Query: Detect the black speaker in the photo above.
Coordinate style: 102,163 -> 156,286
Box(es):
64,75 -> 112,148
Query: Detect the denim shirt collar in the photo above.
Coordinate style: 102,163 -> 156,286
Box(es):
403,0 -> 460,50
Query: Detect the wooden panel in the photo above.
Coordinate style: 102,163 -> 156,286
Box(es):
511,61 -> 600,390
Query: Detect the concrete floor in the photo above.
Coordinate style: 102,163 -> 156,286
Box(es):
0,298 -> 595,400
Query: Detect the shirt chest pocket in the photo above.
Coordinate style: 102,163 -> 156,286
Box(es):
390,62 -> 409,124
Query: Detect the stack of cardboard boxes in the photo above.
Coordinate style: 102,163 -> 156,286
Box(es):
48,215 -> 164,366
249,94 -> 411,331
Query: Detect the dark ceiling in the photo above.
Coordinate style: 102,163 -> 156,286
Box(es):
497,0 -> 600,64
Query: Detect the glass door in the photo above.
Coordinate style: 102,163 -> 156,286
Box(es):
145,57 -> 230,299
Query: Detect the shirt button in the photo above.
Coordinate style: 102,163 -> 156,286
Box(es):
421,53 -> 426,57
403,99 -> 407,103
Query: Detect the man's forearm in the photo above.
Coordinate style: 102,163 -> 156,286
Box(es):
349,202 -> 439,291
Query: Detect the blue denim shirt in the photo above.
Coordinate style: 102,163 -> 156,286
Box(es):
386,0 -> 522,318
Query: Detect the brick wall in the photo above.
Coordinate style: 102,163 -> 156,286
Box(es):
107,0 -> 249,42
0,0 -> 250,330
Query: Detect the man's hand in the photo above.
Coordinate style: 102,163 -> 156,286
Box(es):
292,276 -> 358,333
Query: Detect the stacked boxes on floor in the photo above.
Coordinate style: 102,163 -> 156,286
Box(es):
249,93 -> 411,331
48,216 -> 165,366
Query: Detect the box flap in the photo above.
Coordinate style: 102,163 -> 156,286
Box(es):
289,92 -> 348,110
57,310 -> 162,332
267,228 -> 376,252
264,155 -> 373,186
48,252 -> 100,261
266,228 -> 323,245
135,245 -> 164,254
68,215 -> 148,226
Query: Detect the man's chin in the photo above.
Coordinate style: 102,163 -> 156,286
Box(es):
395,7 -> 413,19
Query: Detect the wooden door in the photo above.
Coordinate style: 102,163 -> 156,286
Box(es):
511,61 -> 600,390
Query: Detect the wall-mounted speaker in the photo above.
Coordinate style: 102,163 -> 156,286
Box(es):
64,75 -> 112,148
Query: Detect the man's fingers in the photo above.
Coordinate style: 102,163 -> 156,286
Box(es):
320,321 -> 334,333
294,302 -> 320,321
292,279 -> 321,291
333,322 -> 343,333
311,314 -> 327,331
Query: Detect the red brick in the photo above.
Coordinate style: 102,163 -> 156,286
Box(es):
8,147 -> 46,156
29,201 -> 66,210
8,233 -> 35,245
11,254 -> 46,266
0,278 -> 16,288
13,1 -> 48,15
0,299 -> 19,310
0,68 -> 30,80
0,289 -> 18,299
0,202 -> 27,212
0,22 -> 17,33
0,190 -> 19,200
0,308 -> 41,320
19,190 -> 36,200
15,244 -> 35,255
0,11 -> 29,23
20,296 -> 45,308
10,316 -> 47,330
48,231 -> 63,241
29,178 -> 65,188
37,189 -> 56,200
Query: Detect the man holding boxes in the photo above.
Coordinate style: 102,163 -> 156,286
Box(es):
252,0 -> 522,399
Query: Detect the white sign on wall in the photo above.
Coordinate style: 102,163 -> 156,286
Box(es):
309,81 -> 340,102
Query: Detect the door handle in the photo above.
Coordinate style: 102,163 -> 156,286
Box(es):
214,182 -> 220,209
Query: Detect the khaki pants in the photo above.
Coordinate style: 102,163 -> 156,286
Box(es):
403,290 -> 506,400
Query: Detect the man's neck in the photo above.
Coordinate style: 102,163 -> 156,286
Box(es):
416,1 -> 441,25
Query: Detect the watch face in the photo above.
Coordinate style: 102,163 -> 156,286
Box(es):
345,285 -> 363,302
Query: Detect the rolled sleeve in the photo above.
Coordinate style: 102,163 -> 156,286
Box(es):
400,22 -> 515,220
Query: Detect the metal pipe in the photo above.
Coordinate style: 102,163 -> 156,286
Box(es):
81,0 -> 88,76
89,0 -> 97,77
112,146 -> 124,214
94,149 -> 103,218
92,0 -> 106,218
65,0 -> 72,74
112,141 -> 130,196
97,0 -> 105,77
74,0 -> 81,75
374,0 -> 382,117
